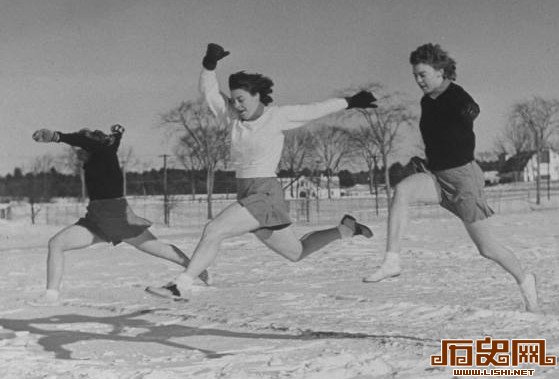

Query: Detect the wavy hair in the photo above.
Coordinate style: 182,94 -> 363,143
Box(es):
228,71 -> 274,105
410,43 -> 457,81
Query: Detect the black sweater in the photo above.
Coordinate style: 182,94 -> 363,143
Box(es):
58,132 -> 123,200
419,82 -> 480,171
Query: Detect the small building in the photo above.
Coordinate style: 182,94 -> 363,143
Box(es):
499,149 -> 559,182
483,170 -> 500,186
281,175 -> 341,199
0,202 -> 12,220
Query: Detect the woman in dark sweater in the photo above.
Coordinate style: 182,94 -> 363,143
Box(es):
363,43 -> 540,313
31,125 -> 208,305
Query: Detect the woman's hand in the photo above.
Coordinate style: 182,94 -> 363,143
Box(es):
202,43 -> 230,70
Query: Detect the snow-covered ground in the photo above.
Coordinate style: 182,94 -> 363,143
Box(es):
0,206 -> 558,378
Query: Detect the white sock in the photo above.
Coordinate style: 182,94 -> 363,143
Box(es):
175,274 -> 195,292
382,251 -> 400,266
44,289 -> 60,302
337,224 -> 353,239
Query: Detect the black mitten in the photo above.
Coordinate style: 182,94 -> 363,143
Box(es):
346,90 -> 378,109
202,43 -> 230,70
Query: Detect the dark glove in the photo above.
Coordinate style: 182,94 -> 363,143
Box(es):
410,156 -> 428,173
202,43 -> 230,70
110,124 -> 125,135
345,90 -> 378,109
460,102 -> 480,122
32,129 -> 60,143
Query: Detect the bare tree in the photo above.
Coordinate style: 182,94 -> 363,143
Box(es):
347,125 -> 383,214
341,83 -> 417,203
118,146 -> 139,197
161,98 -> 230,219
497,113 -> 535,155
174,143 -> 203,200
27,154 -> 55,224
58,147 -> 86,201
348,125 -> 380,194
508,97 -> 559,204
310,125 -> 352,199
279,128 -> 314,198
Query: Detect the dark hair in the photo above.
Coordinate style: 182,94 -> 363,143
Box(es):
409,43 -> 457,81
228,71 -> 274,105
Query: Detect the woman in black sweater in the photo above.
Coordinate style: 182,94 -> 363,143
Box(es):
31,125 -> 208,305
363,43 -> 540,313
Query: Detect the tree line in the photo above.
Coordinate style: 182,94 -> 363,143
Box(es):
0,164 -> 417,203
5,85 -> 559,217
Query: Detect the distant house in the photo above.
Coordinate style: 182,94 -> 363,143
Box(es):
483,171 -> 500,185
499,149 -> 559,182
281,175 -> 341,199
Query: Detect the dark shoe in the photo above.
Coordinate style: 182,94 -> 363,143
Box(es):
199,269 -> 212,286
170,245 -> 212,286
341,214 -> 373,238
145,283 -> 187,301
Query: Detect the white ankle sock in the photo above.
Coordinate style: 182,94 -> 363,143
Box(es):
337,224 -> 353,239
44,289 -> 60,302
383,251 -> 400,265
175,274 -> 195,292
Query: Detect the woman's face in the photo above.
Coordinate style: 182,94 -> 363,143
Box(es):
230,88 -> 262,121
412,63 -> 445,95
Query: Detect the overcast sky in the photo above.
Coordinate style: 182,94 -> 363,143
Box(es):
1,0 -> 558,174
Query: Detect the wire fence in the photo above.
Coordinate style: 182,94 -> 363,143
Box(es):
4,182 -> 559,228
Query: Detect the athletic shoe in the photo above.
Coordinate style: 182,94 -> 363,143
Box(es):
145,282 -> 188,301
199,268 -> 212,286
340,214 -> 373,238
362,251 -> 401,283
27,290 -> 62,307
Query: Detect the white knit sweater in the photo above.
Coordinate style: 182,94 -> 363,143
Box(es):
199,69 -> 347,178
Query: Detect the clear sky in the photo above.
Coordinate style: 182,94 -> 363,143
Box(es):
2,0 -> 558,174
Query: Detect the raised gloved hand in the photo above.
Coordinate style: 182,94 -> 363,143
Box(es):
345,90 -> 378,109
202,43 -> 230,70
110,124 -> 125,135
32,129 -> 60,143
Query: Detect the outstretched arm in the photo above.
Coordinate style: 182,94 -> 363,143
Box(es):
280,99 -> 348,130
280,90 -> 377,130
57,132 -> 106,151
32,128 -> 115,151
32,129 -> 95,148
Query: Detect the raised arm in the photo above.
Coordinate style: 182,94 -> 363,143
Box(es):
199,43 -> 231,120
199,69 -> 229,119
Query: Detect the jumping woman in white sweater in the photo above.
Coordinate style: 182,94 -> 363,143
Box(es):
147,43 -> 377,299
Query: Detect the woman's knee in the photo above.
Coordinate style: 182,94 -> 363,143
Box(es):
48,236 -> 66,253
202,219 -> 231,241
392,183 -> 413,205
